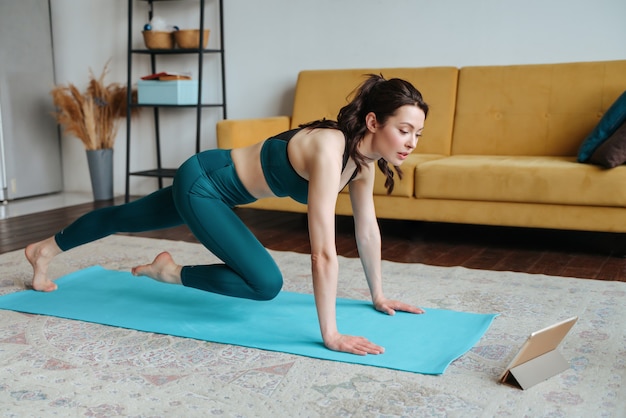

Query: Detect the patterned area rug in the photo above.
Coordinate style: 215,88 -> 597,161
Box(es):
0,235 -> 624,417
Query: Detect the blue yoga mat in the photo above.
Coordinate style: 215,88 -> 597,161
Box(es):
0,266 -> 497,374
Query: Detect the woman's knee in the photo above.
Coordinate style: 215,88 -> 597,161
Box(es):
254,269 -> 283,301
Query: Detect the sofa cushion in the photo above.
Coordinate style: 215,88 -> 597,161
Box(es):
217,116 -> 291,148
372,154 -> 446,197
416,155 -> 626,207
589,121 -> 626,168
578,90 -> 626,162
452,60 -> 626,157
340,153 -> 446,197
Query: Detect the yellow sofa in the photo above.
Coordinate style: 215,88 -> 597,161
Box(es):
217,60 -> 626,233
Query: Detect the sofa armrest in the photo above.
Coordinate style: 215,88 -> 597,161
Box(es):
216,116 -> 291,149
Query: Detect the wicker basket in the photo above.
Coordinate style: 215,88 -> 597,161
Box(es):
142,31 -> 175,49
174,29 -> 210,49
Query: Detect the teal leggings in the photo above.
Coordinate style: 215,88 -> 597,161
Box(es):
55,150 -> 283,301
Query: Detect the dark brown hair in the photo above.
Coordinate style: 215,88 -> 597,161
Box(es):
301,74 -> 428,194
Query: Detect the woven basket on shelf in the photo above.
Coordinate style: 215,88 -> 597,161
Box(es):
174,29 -> 210,49
142,31 -> 175,49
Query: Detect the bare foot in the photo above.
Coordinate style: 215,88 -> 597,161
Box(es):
131,252 -> 182,285
25,237 -> 62,292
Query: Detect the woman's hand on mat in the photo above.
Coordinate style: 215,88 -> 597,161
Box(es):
325,334 -> 385,356
374,298 -> 425,316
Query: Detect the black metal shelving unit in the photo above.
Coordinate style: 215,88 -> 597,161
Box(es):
125,0 -> 226,202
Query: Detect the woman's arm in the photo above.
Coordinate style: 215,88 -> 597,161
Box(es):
348,164 -> 384,303
349,165 -> 425,316
304,130 -> 385,355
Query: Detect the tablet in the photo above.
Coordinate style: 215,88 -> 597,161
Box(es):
500,316 -> 578,389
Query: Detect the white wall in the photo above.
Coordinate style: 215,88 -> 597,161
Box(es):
50,0 -> 626,196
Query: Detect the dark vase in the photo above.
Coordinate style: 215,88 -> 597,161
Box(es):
86,149 -> 113,201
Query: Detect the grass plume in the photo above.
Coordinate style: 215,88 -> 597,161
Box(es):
50,63 -> 137,150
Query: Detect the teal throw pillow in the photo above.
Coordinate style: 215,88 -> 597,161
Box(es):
578,90 -> 626,163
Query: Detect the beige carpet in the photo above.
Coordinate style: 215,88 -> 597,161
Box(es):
0,235 -> 624,417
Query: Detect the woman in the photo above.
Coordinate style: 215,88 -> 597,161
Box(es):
26,74 -> 428,356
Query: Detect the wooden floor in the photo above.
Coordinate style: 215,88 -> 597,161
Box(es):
2,196 -> 626,282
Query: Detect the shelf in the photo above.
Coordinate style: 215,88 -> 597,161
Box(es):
130,102 -> 224,108
125,0 -> 226,202
130,168 -> 177,178
131,48 -> 223,54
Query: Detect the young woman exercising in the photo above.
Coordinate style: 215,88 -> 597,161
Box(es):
25,74 -> 428,356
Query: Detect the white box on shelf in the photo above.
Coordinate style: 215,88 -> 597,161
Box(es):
137,80 -> 199,105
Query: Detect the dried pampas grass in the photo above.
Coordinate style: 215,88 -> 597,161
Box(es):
51,63 -> 137,150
